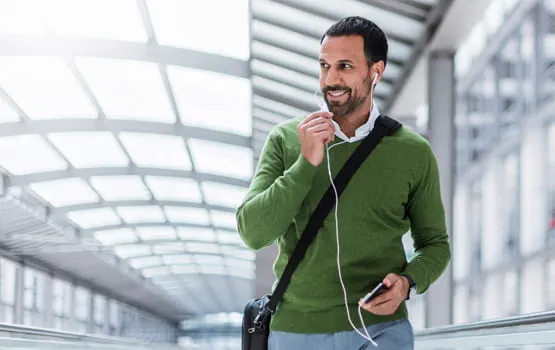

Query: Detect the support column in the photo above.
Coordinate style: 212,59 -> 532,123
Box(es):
104,297 -> 110,335
13,263 -> 24,324
426,51 -> 455,327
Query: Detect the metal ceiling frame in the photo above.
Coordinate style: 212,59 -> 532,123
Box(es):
7,168 -> 249,189
0,119 -> 250,147
80,223 -> 237,236
0,36 -> 249,79
0,0 -> 254,318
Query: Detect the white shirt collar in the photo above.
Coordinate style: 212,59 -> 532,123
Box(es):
329,99 -> 381,143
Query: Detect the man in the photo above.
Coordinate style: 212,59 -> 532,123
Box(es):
236,16 -> 450,349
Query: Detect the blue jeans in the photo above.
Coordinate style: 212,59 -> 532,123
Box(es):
268,319 -> 414,350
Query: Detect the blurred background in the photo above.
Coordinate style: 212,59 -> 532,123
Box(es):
0,0 -> 553,349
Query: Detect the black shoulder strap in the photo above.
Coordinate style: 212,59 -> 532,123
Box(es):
265,115 -> 402,313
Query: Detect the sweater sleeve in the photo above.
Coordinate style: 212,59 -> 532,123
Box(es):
402,143 -> 451,294
236,128 -> 318,250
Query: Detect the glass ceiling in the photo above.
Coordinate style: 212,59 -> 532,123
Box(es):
0,0 -> 447,317
0,0 -> 253,315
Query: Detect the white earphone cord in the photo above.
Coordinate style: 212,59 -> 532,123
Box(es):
325,141 -> 378,347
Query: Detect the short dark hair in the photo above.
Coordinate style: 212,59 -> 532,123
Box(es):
321,16 -> 388,67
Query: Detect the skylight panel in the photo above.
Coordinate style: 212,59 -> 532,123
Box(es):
147,0 -> 249,60
136,226 -> 177,241
128,256 -> 162,269
164,207 -> 210,225
116,206 -> 166,224
29,178 -> 100,207
210,211 -> 237,230
90,176 -> 151,201
94,228 -> 138,246
113,244 -> 152,259
167,66 -> 251,136
201,182 -> 247,208
153,242 -> 186,254
42,0 -> 147,42
188,139 -> 253,180
76,57 -> 174,123
0,57 -> 96,119
67,208 -> 122,229
119,133 -> 192,170
177,228 -> 216,242
48,132 -> 129,168
145,177 -> 202,203
0,135 -> 67,175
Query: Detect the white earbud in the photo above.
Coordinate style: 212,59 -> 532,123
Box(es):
372,72 -> 379,87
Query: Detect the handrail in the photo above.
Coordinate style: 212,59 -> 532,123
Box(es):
416,310 -> 555,336
0,322 -> 178,347
415,310 -> 555,348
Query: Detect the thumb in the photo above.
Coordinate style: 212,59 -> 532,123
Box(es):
383,273 -> 399,288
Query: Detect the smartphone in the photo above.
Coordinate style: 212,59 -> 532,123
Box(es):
361,282 -> 388,304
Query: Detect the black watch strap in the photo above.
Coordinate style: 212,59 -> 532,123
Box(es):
401,274 -> 416,300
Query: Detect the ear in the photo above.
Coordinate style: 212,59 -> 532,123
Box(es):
370,61 -> 385,85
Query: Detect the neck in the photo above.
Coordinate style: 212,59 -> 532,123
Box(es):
334,100 -> 372,137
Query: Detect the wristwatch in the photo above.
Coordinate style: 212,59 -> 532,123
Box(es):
401,274 -> 416,300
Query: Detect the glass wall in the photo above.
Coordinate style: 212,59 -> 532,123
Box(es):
453,0 -> 555,323
0,257 -> 175,341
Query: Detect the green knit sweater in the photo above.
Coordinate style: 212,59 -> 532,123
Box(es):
236,116 -> 451,334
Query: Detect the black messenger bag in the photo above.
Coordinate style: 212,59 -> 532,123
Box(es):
241,116 -> 402,350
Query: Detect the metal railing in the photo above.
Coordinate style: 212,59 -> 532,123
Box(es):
0,322 -> 183,349
415,310 -> 555,349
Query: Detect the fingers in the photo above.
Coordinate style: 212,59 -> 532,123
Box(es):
302,111 -> 333,125
363,288 -> 393,308
299,117 -> 335,136
383,273 -> 399,288
306,122 -> 334,135
303,115 -> 334,129
361,299 -> 397,315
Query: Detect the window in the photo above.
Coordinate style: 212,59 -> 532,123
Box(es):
23,268 -> 46,327
503,270 -> 518,316
53,278 -> 72,331
75,286 -> 91,331
109,299 -> 119,336
521,259 -> 545,313
483,273 -> 502,320
94,294 -> 106,334
1,258 -> 16,305
0,258 -> 16,323
454,285 -> 468,324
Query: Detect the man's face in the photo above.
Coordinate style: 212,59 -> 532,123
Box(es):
319,35 -> 375,118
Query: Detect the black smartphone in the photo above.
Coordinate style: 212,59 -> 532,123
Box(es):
361,282 -> 388,304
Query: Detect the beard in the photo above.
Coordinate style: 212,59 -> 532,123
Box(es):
322,75 -> 372,118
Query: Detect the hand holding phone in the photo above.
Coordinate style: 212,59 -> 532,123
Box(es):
361,282 -> 388,304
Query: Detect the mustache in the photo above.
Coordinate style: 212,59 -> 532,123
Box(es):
322,85 -> 351,94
